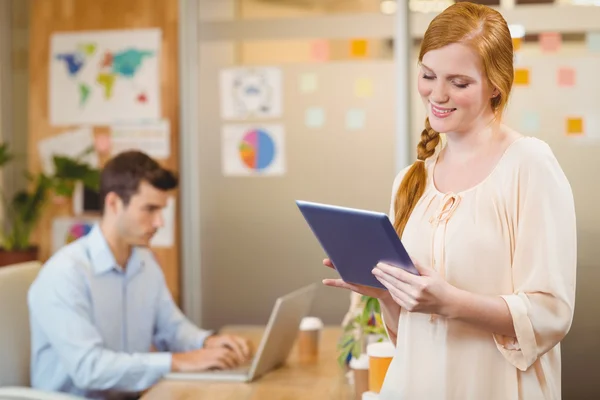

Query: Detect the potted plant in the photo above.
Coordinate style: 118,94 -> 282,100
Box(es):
0,142 -> 99,266
337,295 -> 388,367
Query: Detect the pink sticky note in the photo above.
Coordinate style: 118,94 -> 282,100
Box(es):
558,67 -> 576,87
310,40 -> 330,62
540,32 -> 561,53
94,133 -> 112,154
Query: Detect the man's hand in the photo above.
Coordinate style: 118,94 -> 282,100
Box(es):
204,334 -> 253,363
171,347 -> 241,372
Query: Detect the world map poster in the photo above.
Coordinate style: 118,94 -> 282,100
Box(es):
49,29 -> 161,126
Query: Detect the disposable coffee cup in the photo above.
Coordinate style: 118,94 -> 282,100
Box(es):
350,354 -> 369,400
297,316 -> 323,363
367,341 -> 395,393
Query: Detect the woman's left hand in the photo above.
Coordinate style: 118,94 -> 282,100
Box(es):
372,261 -> 458,316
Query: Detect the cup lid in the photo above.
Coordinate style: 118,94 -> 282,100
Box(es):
367,341 -> 395,358
349,354 -> 369,369
299,316 -> 324,330
362,391 -> 380,400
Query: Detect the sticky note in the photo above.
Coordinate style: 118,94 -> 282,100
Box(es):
305,107 -> 325,128
346,109 -> 366,130
350,39 -> 368,58
299,73 -> 318,94
586,32 -> 600,52
354,78 -> 373,98
566,117 -> 584,136
557,67 -> 575,87
539,32 -> 561,53
520,111 -> 540,134
513,52 -> 522,66
514,68 -> 530,86
512,38 -> 522,52
94,133 -> 111,154
310,40 -> 330,62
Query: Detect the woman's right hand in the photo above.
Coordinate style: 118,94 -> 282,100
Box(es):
322,258 -> 391,301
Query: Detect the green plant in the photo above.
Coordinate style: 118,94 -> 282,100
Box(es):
337,295 -> 388,367
52,147 -> 100,197
0,142 -> 99,251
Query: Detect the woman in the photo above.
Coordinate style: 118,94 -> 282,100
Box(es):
324,2 -> 576,399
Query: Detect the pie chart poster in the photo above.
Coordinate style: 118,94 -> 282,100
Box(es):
222,124 -> 285,177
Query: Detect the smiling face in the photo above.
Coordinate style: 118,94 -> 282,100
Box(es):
417,42 -> 498,136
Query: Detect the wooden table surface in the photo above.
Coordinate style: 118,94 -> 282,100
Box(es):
142,326 -> 353,400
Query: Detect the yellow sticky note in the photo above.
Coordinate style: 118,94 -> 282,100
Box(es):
514,69 -> 530,86
566,117 -> 584,136
350,39 -> 368,58
299,73 -> 318,94
354,78 -> 373,98
512,37 -> 522,52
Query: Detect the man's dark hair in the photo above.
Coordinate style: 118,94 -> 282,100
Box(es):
99,150 -> 178,212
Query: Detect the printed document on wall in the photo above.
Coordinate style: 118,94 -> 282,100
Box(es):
222,124 -> 285,176
150,196 -> 175,248
49,29 -> 161,126
220,67 -> 282,120
38,127 -> 99,175
110,120 -> 170,159
52,217 -> 99,253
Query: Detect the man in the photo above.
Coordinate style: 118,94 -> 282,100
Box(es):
28,151 -> 251,399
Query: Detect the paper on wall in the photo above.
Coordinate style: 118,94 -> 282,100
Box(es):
220,67 -> 282,120
38,127 -> 99,175
222,124 -> 286,176
110,119 -> 170,159
52,216 -> 99,253
150,196 -> 175,248
49,29 -> 161,126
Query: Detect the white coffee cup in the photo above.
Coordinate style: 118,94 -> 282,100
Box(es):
297,316 -> 324,363
350,354 -> 369,400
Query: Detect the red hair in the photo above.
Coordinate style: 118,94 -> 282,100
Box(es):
394,2 -> 514,237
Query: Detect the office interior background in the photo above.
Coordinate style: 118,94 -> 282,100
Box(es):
0,0 -> 599,398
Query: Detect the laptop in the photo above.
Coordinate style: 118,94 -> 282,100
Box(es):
164,284 -> 318,382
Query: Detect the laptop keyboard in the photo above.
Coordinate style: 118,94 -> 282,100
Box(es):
208,362 -> 251,374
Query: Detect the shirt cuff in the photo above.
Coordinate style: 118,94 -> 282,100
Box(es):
146,352 -> 173,375
197,330 -> 215,349
493,293 -> 538,371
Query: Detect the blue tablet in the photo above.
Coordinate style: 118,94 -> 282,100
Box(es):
296,200 -> 418,289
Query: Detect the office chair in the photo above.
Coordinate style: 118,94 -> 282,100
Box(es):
0,261 -> 84,400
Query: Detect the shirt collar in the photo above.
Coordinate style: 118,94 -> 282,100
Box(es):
86,224 -> 145,276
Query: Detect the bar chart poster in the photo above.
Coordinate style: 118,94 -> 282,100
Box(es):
221,124 -> 286,177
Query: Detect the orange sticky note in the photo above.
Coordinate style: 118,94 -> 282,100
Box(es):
558,67 -> 575,87
539,32 -> 561,53
566,117 -> 584,136
310,40 -> 330,62
514,68 -> 530,86
512,38 -> 522,52
350,39 -> 368,58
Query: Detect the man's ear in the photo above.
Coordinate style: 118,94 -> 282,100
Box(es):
104,192 -> 123,215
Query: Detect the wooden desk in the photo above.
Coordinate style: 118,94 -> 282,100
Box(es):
142,326 -> 352,400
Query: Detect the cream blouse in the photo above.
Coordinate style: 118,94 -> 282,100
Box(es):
378,137 -> 577,399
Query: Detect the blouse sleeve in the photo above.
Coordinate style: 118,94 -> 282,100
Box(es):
493,141 -> 577,371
